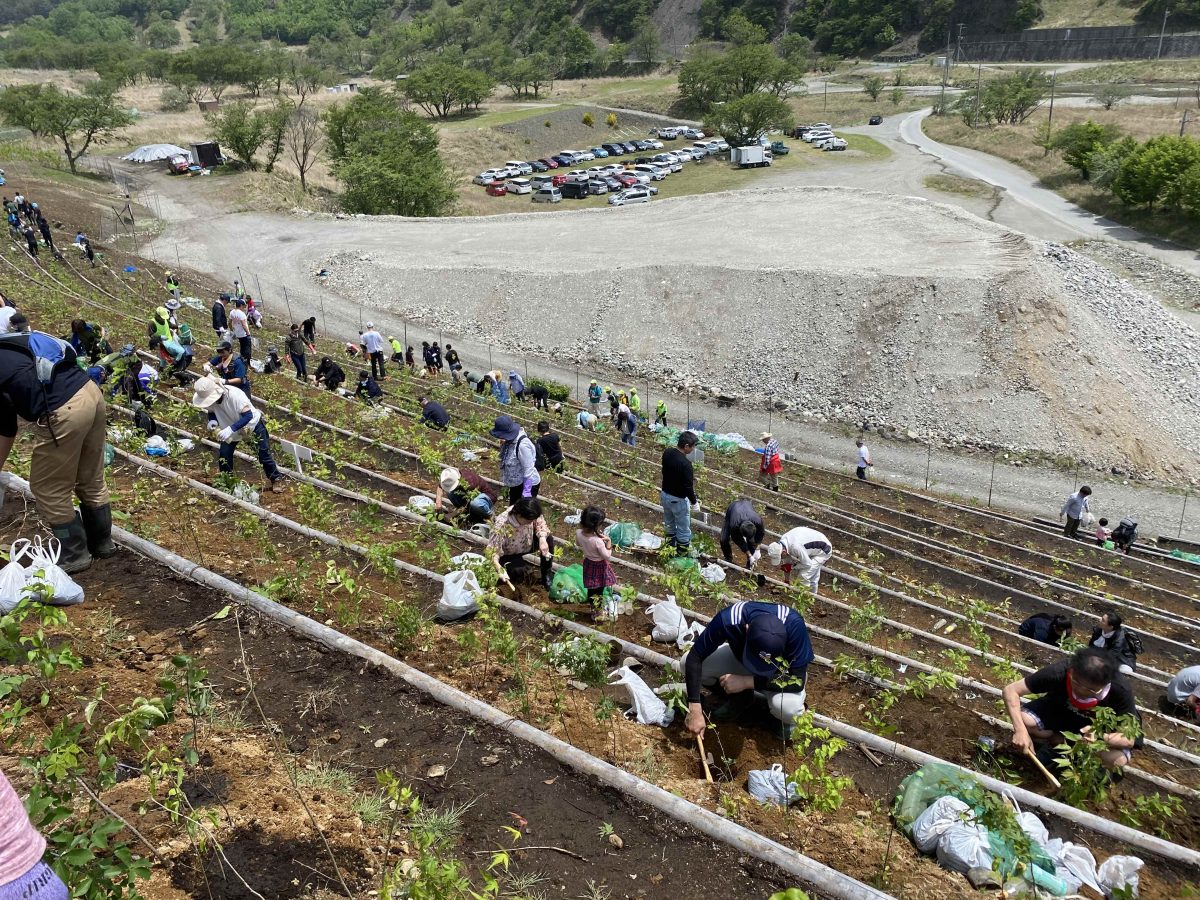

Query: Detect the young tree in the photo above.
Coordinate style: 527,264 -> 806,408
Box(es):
3,83 -> 134,174
1091,84 -> 1131,111
1050,120 -> 1121,179
889,85 -> 905,105
721,9 -> 768,46
863,75 -> 885,101
1113,135 -> 1200,210
206,101 -> 269,169
1087,136 -> 1138,189
259,98 -> 294,174
285,106 -> 324,192
630,15 -> 660,68
703,92 -> 793,148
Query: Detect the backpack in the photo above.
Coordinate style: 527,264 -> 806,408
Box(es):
1112,518 -> 1137,544
1124,630 -> 1143,657
178,322 -> 194,346
133,406 -> 157,437
531,435 -> 548,472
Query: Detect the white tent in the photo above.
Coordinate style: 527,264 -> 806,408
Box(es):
121,144 -> 191,163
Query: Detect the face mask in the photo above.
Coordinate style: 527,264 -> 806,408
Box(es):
1066,670 -> 1109,711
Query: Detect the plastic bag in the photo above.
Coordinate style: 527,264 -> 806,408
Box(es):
25,537 -> 84,607
145,435 -> 169,457
1044,840 -> 1099,894
409,495 -> 435,512
605,522 -> 642,549
436,569 -> 482,622
676,619 -> 705,650
468,523 -> 491,540
449,552 -> 486,569
699,563 -> 726,583
1098,856 -> 1142,898
563,511 -> 582,526
0,539 -> 30,613
549,565 -> 586,603
608,666 -> 673,726
633,531 -> 662,550
667,556 -> 698,573
232,482 -> 259,504
935,822 -> 993,874
912,796 -> 973,854
648,596 -> 686,643
747,764 -> 798,807
1015,811 -> 1049,849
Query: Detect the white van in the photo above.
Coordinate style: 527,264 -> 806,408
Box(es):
532,187 -> 562,203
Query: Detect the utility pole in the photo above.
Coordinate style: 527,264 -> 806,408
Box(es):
972,63 -> 982,126
938,26 -> 952,114
1045,70 -> 1057,154
823,78 -> 828,112
955,22 -> 965,63
1182,109 -> 1191,137
1157,7 -> 1170,60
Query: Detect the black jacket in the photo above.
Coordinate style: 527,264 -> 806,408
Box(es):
1089,626 -> 1138,671
212,301 -> 227,331
721,499 -> 764,554
661,447 -> 695,502
1018,613 -> 1065,646
0,332 -> 88,438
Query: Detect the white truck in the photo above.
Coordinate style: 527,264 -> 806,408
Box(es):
732,145 -> 771,168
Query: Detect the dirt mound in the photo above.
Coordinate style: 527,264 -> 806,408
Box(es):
318,185 -> 1200,478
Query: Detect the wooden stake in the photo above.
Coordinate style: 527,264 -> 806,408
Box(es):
696,734 -> 713,783
1023,747 -> 1061,789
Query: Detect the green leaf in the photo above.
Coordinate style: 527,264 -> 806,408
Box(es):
211,605 -> 231,620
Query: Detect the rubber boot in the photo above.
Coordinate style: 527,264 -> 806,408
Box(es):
79,504 -> 117,558
675,541 -> 690,558
51,514 -> 93,574
540,561 -> 554,591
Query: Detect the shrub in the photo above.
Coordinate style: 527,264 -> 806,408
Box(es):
159,85 -> 190,112
582,112 -> 595,127
606,112 -> 618,128
527,377 -> 571,402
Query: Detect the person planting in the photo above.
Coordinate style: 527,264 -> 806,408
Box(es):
419,395 -> 450,429
207,338 -> 251,399
535,420 -> 564,472
575,505 -> 617,607
491,415 -> 540,504
314,356 -> 345,392
435,466 -> 495,524
765,525 -> 833,594
661,430 -> 699,555
576,410 -> 598,432
0,765 -> 70,899
1164,665 -> 1200,720
683,601 -> 814,740
487,497 -> 554,590
1017,612 -> 1073,647
191,376 -> 284,493
356,370 -> 383,405
720,499 -> 765,567
1002,647 -> 1141,771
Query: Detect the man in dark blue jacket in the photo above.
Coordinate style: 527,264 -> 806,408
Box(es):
684,601 -> 813,739
211,294 -> 228,338
1018,613 -> 1073,647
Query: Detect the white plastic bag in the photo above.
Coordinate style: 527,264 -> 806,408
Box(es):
25,537 -> 84,607
1015,810 -> 1049,850
437,569 -> 482,622
468,523 -> 491,540
747,764 -> 797,806
699,563 -> 726,584
409,495 -> 435,512
563,510 -> 582,526
935,822 -> 992,873
633,531 -> 662,551
608,666 -> 673,726
449,552 -> 486,568
912,796 -> 973,854
648,596 -> 686,643
1045,839 -> 1100,895
232,481 -> 260,504
0,539 -> 30,613
676,619 -> 705,650
1098,856 -> 1143,898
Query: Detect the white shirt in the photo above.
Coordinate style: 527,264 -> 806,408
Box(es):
857,445 -> 870,467
229,308 -> 249,339
778,526 -> 833,566
207,386 -> 261,441
1167,666 -> 1200,704
0,307 -> 16,333
362,330 -> 385,354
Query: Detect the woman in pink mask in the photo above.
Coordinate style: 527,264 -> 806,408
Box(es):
0,767 -> 68,899
1002,647 -> 1141,771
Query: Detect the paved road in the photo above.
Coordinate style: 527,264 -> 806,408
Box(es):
897,108 -> 1200,276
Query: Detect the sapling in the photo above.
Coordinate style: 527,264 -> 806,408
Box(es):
1055,707 -> 1142,807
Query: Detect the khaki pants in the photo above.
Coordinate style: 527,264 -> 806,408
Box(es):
29,381 -> 109,524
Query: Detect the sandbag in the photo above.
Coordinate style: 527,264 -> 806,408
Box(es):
608,666 -> 673,726
437,568 -> 482,622
912,796 -> 973,854
549,565 -> 586,603
935,822 -> 992,874
648,596 -> 686,643
25,537 -> 84,607
1098,856 -> 1142,898
1016,810 -> 1049,849
605,522 -> 642,549
747,764 -> 797,807
0,539 -> 30,614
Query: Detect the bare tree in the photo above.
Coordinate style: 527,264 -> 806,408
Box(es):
285,107 -> 324,192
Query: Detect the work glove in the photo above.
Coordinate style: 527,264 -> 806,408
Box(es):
217,426 -> 234,442
207,420 -> 218,431
521,478 -> 533,498
691,500 -> 701,513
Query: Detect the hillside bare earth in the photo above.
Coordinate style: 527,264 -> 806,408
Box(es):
317,187 -> 1200,479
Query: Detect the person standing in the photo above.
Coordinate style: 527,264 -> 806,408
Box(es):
720,499 -> 765,566
229,299 -> 252,366
535,420 -> 564,472
445,344 -> 462,384
301,316 -> 317,350
628,388 -> 641,422
419,395 -> 450,429
654,399 -> 667,428
211,294 -> 228,340
209,338 -> 251,396
491,415 -> 540,504
36,212 -> 53,252
0,765 -> 70,900
0,329 -> 116,572
587,380 -> 602,415
509,370 -> 526,401
21,223 -> 37,258
405,346 -> 416,373
285,324 -> 308,381
765,526 -> 833,594
618,407 -> 637,446
529,381 -> 550,410
855,439 -> 872,481
431,342 -> 443,373
191,377 -> 283,493
576,505 -> 617,608
388,336 -> 404,365
1060,486 -> 1092,538
487,497 -> 554,590
661,431 -> 699,555
361,322 -> 386,380
759,432 -> 782,491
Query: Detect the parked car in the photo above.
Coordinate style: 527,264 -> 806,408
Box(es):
652,153 -> 682,172
586,166 -> 607,178
560,181 -> 591,199
803,130 -> 833,144
602,143 -> 625,155
508,177 -> 533,194
609,187 -> 653,206
505,160 -> 533,175
531,174 -> 555,189
713,139 -> 729,152
615,173 -> 642,187
473,168 -> 504,184
603,175 -> 624,191
868,115 -> 883,126
673,148 -> 694,162
589,146 -> 610,158
528,159 -> 549,172
552,154 -> 574,166
551,174 -> 569,187
770,141 -> 790,155
684,128 -> 705,139
822,138 -> 848,151
532,187 -> 562,203
631,164 -> 665,181
539,157 -> 559,169
621,141 -> 638,153
647,139 -> 664,150
566,169 -> 590,182
588,179 -> 609,195
485,180 -> 508,196
603,163 -> 625,175
577,150 -> 596,161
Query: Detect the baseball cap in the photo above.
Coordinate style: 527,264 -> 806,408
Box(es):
743,616 -> 787,679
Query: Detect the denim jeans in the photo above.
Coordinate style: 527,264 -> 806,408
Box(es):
219,420 -> 281,482
293,354 -> 307,379
467,494 -> 493,523
660,491 -> 692,546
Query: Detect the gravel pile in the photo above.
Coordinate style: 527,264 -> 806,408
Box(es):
316,187 -> 1200,480
1076,240 -> 1200,316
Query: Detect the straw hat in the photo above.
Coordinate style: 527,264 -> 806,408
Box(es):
191,376 -> 225,409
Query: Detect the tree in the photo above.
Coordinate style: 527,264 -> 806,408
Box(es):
1113,135 -> 1200,210
206,101 -> 269,169
403,62 -> 493,117
285,107 -> 324,192
259,99 -> 294,173
1091,84 -> 1131,111
1,82 -> 133,174
889,85 -> 904,105
630,15 -> 660,68
1050,120 -> 1121,179
777,33 -> 811,73
1176,163 -> 1200,218
957,69 -> 1049,126
703,92 -> 793,148
863,75 -> 885,101
289,60 -> 331,108
144,19 -> 180,49
1087,136 -> 1137,189
722,10 -> 768,46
